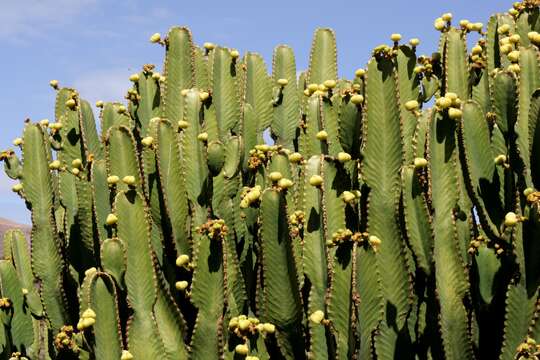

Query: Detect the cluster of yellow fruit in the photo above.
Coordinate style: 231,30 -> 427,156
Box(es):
53,325 -> 79,353
240,185 -> 262,209
228,315 -> 275,359
196,218 -> 229,240
516,337 -> 540,358
0,297 -> 12,309
76,308 -> 97,331
435,92 -> 463,120
303,79 -> 337,97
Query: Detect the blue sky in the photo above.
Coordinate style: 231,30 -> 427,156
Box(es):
0,0 -> 511,223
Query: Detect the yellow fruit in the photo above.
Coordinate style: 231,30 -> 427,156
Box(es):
289,152 -> 303,163
509,34 -> 521,44
277,78 -> 289,86
309,310 -> 325,324
498,24 -> 511,34
263,323 -> 276,334
178,120 -> 189,129
368,235 -> 382,249
448,108 -> 463,120
107,175 -> 120,185
404,100 -> 419,111
203,42 -> 216,50
152,72 -> 161,80
117,105 -> 127,114
12,138 -> 23,146
197,132 -> 208,141
82,317 -> 95,328
12,184 -> 23,193
508,64 -> 521,73
71,168 -> 80,176
122,175 -> 136,185
95,100 -> 104,108
434,19 -> 446,31
278,178 -> 294,189
199,91 -> 210,101
471,45 -> 483,55
494,154 -> 507,165
414,157 -> 428,168
350,94 -> 364,105
390,33 -> 402,42
323,79 -> 337,89
337,152 -> 352,162
473,22 -> 484,32
268,172 -> 283,182
129,73 -> 139,82
504,212 -> 518,226
409,38 -> 420,47
141,136 -> 154,146
235,344 -> 249,355
49,160 -> 61,170
176,254 -> 190,267
175,281 -> 189,291
459,19 -> 470,27
66,99 -> 76,109
508,50 -> 520,63
49,79 -> 59,89
39,119 -> 50,127
150,33 -> 161,43
355,68 -> 366,78
82,308 -> 96,319
309,175 -> 323,187
442,13 -> 453,22
238,319 -> 250,331
436,97 -> 452,109
106,214 -> 118,226
316,130 -> 328,141
307,83 -> 319,93
342,191 -> 356,203
121,350 -> 134,360
72,158 -> 82,168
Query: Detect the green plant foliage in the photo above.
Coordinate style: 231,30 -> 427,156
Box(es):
1,1 -> 540,359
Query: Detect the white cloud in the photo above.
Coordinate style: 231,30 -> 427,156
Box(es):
73,68 -> 131,105
0,0 -> 99,40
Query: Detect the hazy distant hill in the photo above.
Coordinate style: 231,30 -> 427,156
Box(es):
0,217 -> 31,243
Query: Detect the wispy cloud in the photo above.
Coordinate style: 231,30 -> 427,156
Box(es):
73,68 -> 132,105
0,0 -> 99,41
